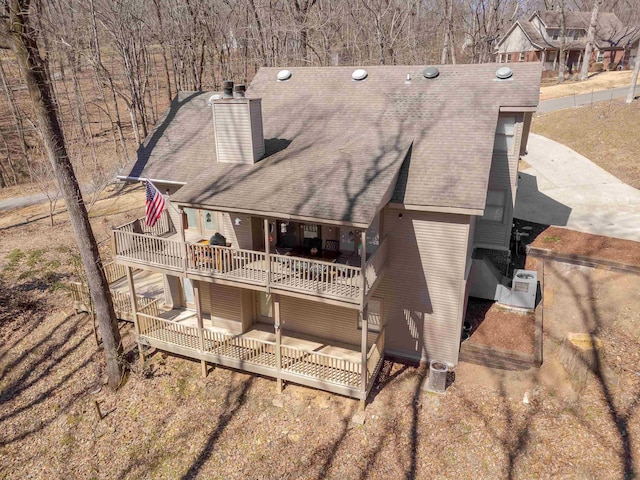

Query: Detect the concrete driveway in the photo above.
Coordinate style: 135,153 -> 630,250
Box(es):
514,133 -> 640,242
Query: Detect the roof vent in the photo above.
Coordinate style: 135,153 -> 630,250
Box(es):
277,69 -> 292,81
496,66 -> 513,80
422,66 -> 439,79
352,69 -> 368,81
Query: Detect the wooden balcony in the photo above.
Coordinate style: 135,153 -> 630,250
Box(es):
112,223 -> 389,306
135,303 -> 385,399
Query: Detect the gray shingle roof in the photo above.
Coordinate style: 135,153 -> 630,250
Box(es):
120,64 -> 541,226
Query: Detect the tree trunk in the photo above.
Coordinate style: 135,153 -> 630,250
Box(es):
626,54 -> 640,103
4,0 -> 123,389
580,0 -> 600,81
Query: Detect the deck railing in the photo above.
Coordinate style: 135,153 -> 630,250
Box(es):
366,328 -> 385,386
113,230 -> 185,271
270,254 -> 361,300
113,227 -> 387,304
138,313 -> 201,350
364,236 -> 389,295
114,211 -> 173,237
187,243 -> 268,285
135,311 -> 367,390
202,329 -> 277,368
68,281 -> 161,321
103,262 -> 127,284
281,344 -> 362,387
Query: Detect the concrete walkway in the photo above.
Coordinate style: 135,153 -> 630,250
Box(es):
538,86 -> 632,113
514,133 -> 640,242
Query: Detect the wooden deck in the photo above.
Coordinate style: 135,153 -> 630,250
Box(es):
136,306 -> 385,399
112,220 -> 389,306
70,266 -> 163,322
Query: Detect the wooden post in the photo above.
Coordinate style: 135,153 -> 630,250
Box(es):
274,293 -> 282,393
264,218 -> 271,291
360,303 -> 368,411
194,281 -> 207,377
179,208 -> 188,273
360,230 -> 367,308
126,266 -> 143,364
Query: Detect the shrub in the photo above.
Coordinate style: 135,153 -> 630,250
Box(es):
590,62 -> 604,73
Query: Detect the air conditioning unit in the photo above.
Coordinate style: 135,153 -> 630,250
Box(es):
510,269 -> 538,310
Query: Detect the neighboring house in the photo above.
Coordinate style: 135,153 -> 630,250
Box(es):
114,64 -> 540,404
496,11 -> 640,73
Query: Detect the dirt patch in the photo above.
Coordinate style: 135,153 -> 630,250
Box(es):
539,70 -> 637,101
530,226 -> 640,267
465,299 -> 535,354
532,99 -> 640,189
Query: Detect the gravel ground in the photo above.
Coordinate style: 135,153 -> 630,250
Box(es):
1,190 -> 639,479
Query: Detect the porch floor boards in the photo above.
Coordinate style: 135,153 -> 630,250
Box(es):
110,270 -> 164,298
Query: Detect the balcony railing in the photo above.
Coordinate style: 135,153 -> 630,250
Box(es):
113,230 -> 389,304
135,311 -> 384,397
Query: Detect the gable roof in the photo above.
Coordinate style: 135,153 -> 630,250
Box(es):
120,64 -> 540,227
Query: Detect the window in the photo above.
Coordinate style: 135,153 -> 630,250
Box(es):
596,51 -> 604,63
359,298 -> 382,332
498,53 -> 504,63
202,210 -> 217,232
184,207 -> 199,231
303,224 -> 319,239
519,52 -> 526,62
505,53 -> 511,63
493,115 -> 516,153
481,190 -> 506,223
550,29 -> 559,40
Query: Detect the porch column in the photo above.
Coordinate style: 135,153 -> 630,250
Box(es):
264,218 -> 271,291
194,281 -> 207,377
541,50 -> 546,66
360,230 -> 367,308
274,293 -> 283,393
360,303 -> 369,411
179,207 -> 188,273
126,266 -> 143,364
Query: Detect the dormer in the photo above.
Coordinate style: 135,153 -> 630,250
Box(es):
210,81 -> 265,164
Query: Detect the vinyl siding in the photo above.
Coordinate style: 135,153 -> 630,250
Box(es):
280,296 -> 376,347
163,274 -> 182,309
375,208 -> 470,366
498,24 -> 537,54
219,212 -> 253,249
213,102 -> 255,164
201,283 -> 249,334
474,113 -> 523,249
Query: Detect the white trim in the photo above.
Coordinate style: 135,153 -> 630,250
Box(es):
117,175 -> 187,186
387,202 -> 483,216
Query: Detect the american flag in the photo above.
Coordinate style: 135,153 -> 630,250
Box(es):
145,180 -> 166,227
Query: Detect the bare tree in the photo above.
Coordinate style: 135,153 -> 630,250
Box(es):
1,0 -> 123,389
579,0 -> 602,81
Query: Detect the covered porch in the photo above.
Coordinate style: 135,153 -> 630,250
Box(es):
112,211 -> 389,306
135,301 -> 385,400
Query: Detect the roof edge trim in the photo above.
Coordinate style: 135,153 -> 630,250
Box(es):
117,175 -> 187,186
173,202 -> 371,229
500,106 -> 538,112
388,202 -> 483,216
